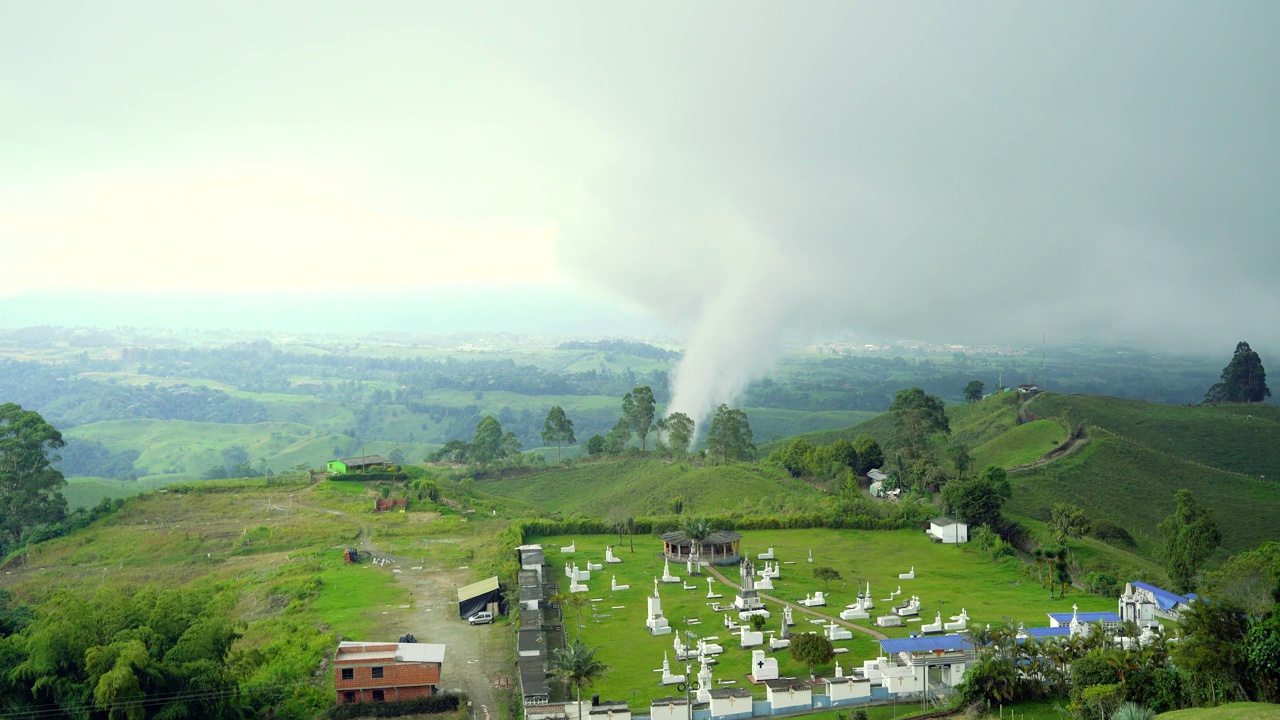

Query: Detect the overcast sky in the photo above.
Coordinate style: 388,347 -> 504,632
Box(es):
3,2 -> 1278,358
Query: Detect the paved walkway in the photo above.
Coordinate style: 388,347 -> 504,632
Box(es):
703,564 -> 889,640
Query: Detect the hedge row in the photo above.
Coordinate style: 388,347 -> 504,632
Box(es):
331,471 -> 410,482
326,693 -> 461,719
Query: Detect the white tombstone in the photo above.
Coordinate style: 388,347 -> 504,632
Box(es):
758,547 -> 775,560
612,575 -> 630,591
659,653 -> 686,685
800,591 -> 826,607
894,595 -> 920,617
840,605 -> 870,621
898,565 -> 915,580
750,649 -> 778,681
807,548 -> 814,563
706,577 -> 722,599
862,582 -> 874,609
570,580 -> 589,593
661,558 -> 681,584
698,637 -> 724,656
944,608 -> 968,631
739,625 -> 764,648
784,606 -> 794,626
826,622 -> 853,641
920,612 -> 943,634
587,561 -> 603,572
563,542 -> 576,553
756,574 -> 774,590
606,546 -> 622,564
696,658 -> 714,703
647,592 -> 672,635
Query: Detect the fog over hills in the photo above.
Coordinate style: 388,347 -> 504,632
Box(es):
4,2 -> 1278,427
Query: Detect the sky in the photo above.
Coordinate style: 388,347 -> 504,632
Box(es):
3,2 -> 1279,421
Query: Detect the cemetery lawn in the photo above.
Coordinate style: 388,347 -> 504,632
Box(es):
533,529 -> 1116,710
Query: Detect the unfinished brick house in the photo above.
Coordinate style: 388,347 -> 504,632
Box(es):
333,641 -> 446,704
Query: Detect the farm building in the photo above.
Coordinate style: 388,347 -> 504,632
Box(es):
327,455 -> 389,474
458,576 -> 507,619
1017,384 -> 1040,394
926,517 -> 968,544
333,641 -> 445,704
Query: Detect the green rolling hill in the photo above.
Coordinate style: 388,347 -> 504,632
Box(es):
475,456 -> 827,518
767,391 -> 1280,559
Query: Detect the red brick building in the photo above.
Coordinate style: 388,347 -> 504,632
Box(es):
333,641 -> 446,705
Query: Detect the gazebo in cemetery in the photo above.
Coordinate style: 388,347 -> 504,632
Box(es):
660,529 -> 743,566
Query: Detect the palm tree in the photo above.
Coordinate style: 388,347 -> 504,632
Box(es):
680,517 -> 712,566
1111,702 -> 1155,720
551,639 -> 609,720
1105,648 -> 1142,685
552,591 -> 592,640
966,624 -> 994,660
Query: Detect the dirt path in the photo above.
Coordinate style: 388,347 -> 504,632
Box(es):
294,484 -> 507,717
703,565 -> 888,640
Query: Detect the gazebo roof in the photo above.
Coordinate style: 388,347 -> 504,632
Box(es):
659,529 -> 743,545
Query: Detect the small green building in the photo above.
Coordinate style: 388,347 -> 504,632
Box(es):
326,455 -> 389,474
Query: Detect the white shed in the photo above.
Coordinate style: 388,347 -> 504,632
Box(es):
927,517 -> 968,544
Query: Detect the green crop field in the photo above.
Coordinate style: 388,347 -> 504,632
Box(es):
1006,433 -> 1280,556
1029,394 -> 1280,479
479,457 -> 828,517
532,529 -> 1117,710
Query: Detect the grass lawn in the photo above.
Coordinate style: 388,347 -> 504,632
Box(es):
531,529 -> 1116,710
305,548 -> 414,639
1158,703 -> 1280,719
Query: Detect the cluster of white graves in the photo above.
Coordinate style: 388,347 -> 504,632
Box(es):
543,540 -> 1026,720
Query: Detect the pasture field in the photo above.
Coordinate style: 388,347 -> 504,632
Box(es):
481,458 -> 827,517
531,529 -> 1117,710
1029,394 -> 1280,479
63,475 -> 173,509
971,419 -> 1067,470
1006,434 -> 1280,556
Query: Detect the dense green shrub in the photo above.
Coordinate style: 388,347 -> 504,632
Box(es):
1085,572 -> 1121,596
1091,520 -> 1137,548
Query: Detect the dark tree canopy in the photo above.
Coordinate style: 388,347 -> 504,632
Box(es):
889,387 -> 950,459
1158,489 -> 1222,594
1205,341 -> 1271,404
941,474 -> 1005,529
789,632 -> 834,677
706,404 -> 755,462
623,386 -> 656,451
541,405 -> 576,461
0,403 -> 68,549
964,380 -> 985,404
853,436 -> 884,474
658,411 -> 695,455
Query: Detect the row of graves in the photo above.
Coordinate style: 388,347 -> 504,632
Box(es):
520,535 -> 1181,720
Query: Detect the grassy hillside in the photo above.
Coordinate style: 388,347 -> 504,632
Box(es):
972,419 -> 1068,469
756,390 -> 1279,560
1006,432 -> 1280,556
759,390 -> 1024,456
477,456 -> 827,517
1029,394 -> 1280,478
